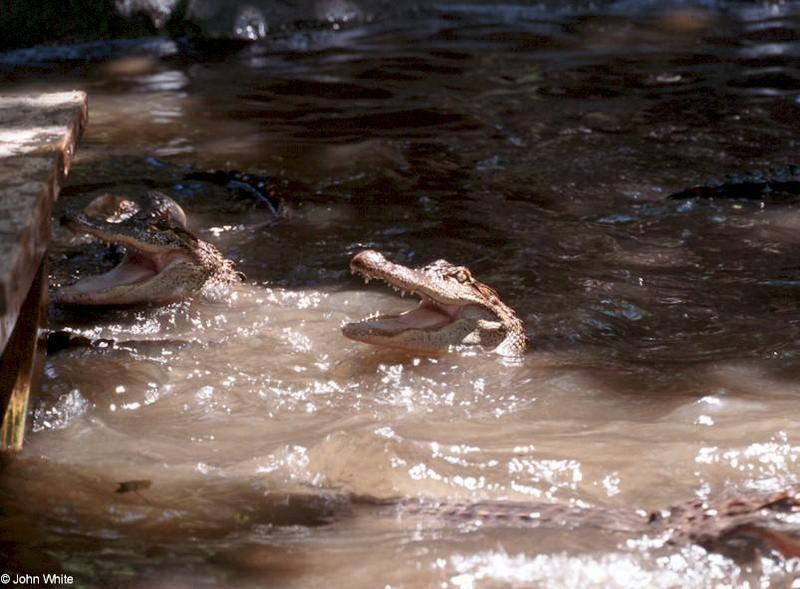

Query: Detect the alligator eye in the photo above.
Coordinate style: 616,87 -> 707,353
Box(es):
453,269 -> 471,283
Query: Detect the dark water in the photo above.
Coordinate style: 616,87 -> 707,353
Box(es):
2,4 -> 800,587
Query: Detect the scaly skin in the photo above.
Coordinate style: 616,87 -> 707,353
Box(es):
54,191 -> 240,306
390,488 -> 800,562
654,489 -> 800,561
342,250 -> 526,355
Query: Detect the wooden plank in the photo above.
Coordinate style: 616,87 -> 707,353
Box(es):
0,260 -> 46,450
0,91 -> 87,449
0,91 -> 87,353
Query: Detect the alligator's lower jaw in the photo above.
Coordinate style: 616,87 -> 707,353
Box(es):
54,250 -> 197,306
342,298 -> 482,353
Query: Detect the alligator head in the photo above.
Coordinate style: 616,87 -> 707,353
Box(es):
54,191 -> 240,306
342,250 -> 526,355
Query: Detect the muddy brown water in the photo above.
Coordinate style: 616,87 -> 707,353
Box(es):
2,4 -> 800,587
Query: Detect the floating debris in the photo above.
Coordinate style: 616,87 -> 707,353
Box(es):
115,480 -> 153,494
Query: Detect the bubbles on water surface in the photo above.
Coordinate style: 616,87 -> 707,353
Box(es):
234,6 -> 268,40
32,389 -> 91,432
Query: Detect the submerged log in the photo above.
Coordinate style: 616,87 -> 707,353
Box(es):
0,91 -> 87,450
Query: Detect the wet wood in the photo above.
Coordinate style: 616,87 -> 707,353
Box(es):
0,91 -> 87,450
0,261 -> 46,449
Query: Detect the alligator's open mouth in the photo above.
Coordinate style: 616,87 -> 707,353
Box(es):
55,217 -> 196,306
341,250 -> 497,351
344,298 -> 471,335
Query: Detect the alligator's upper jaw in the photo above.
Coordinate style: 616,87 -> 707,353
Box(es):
347,249 -> 468,305
55,218 -> 196,306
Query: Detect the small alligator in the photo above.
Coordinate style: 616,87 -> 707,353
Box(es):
204,487 -> 800,563
669,165 -> 800,202
385,488 -> 800,562
183,169 -> 286,215
60,165 -> 290,216
342,250 -> 526,355
54,192 -> 241,306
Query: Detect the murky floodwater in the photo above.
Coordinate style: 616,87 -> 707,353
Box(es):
2,3 -> 800,587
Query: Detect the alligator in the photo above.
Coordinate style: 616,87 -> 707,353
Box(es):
60,165 -> 290,216
53,191 -> 241,306
214,487 -> 800,563
183,168 -> 288,215
669,164 -> 800,202
46,328 -> 193,356
383,487 -> 800,562
342,250 -> 527,355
